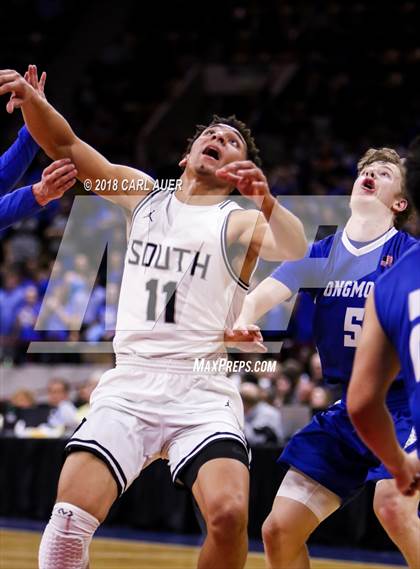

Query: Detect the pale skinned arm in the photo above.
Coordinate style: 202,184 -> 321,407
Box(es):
348,293 -> 420,496
236,277 -> 293,327
224,277 -> 292,351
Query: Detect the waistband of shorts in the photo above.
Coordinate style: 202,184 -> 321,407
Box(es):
115,354 -> 228,374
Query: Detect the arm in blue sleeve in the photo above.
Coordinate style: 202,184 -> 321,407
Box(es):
0,185 -> 42,230
270,238 -> 332,294
0,126 -> 39,195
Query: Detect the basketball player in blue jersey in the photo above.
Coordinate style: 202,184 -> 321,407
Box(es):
0,67 -> 77,228
235,147 -> 419,568
348,138 -> 420,504
0,67 -> 306,569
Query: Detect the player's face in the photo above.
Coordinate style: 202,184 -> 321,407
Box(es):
351,160 -> 406,213
182,125 -> 247,179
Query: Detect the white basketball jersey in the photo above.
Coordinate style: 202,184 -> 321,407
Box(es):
113,190 -> 250,362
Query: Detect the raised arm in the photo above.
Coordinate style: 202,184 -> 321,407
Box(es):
0,66 -> 47,194
0,158 -> 77,230
0,126 -> 39,194
218,160 -> 307,261
0,68 -> 153,212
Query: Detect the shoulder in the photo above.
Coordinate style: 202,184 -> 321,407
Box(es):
309,232 -> 338,258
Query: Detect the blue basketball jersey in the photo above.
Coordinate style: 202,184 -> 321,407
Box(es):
374,242 -> 420,454
272,227 -> 418,393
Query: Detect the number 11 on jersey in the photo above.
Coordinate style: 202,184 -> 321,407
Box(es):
145,279 -> 177,323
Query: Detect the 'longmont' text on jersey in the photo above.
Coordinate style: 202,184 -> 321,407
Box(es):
323,280 -> 374,298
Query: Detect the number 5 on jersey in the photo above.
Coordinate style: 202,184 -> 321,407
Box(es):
344,307 -> 365,347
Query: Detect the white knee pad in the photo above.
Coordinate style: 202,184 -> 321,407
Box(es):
39,502 -> 99,569
276,467 -> 341,522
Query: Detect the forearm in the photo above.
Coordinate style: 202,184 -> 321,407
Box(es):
349,399 -> 406,474
0,185 -> 42,230
0,126 -> 39,194
22,94 -> 77,160
237,279 -> 291,326
261,196 -> 307,260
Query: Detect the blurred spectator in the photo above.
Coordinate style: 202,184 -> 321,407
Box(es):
10,389 -> 36,408
240,382 -> 283,446
47,378 -> 79,434
74,373 -> 100,421
310,385 -> 332,413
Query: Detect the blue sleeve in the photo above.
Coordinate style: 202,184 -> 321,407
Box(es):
410,387 -> 420,457
0,185 -> 42,230
0,126 -> 39,195
270,238 -> 332,294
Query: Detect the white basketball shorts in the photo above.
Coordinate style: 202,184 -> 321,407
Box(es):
65,361 -> 247,495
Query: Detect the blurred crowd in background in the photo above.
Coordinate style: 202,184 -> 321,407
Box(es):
0,351 -> 336,444
1,0 -> 419,441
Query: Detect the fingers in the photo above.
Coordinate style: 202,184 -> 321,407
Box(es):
39,71 -> 47,93
44,162 -> 77,187
43,158 -> 72,175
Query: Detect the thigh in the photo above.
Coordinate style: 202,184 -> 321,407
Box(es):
167,374 -> 247,484
192,457 -> 249,521
66,403 -> 149,496
276,467 -> 341,524
57,451 -> 118,523
280,406 -> 375,501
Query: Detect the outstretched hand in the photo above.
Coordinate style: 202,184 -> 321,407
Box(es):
0,68 -> 37,113
224,324 -> 267,353
24,64 -> 47,99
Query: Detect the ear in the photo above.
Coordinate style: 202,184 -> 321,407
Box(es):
179,155 -> 188,169
392,197 -> 408,213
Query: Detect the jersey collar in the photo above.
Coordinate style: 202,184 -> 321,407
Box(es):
341,226 -> 398,257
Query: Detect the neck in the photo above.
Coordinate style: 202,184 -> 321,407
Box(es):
175,169 -> 231,205
345,211 -> 394,242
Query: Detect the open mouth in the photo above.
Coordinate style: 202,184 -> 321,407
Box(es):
361,177 -> 376,192
202,145 -> 221,161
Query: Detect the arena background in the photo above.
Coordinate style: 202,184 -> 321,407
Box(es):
1,1 -> 419,568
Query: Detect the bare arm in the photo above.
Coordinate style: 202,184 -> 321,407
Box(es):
218,160 -> 307,261
236,205 -> 307,261
237,277 -> 293,326
347,294 -> 406,478
0,69 -> 153,212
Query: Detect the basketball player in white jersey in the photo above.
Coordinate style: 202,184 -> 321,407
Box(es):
0,66 -> 306,569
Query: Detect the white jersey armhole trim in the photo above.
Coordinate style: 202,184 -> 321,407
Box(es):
221,209 -> 250,291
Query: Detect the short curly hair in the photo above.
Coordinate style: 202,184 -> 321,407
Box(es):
405,136 -> 420,215
357,147 -> 412,229
184,114 -> 261,167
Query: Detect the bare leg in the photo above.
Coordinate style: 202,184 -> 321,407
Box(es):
192,458 -> 249,569
56,452 -> 118,522
374,479 -> 420,569
262,497 -> 319,569
39,452 -> 118,569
